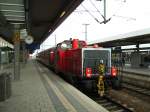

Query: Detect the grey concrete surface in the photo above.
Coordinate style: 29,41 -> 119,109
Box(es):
0,60 -> 108,112
123,66 -> 150,76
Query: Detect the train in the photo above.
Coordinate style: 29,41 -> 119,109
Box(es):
37,39 -> 121,96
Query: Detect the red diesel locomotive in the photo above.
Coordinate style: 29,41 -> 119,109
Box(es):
37,39 -> 120,96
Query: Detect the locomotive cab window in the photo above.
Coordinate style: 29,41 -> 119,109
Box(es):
61,43 -> 67,48
60,42 -> 72,49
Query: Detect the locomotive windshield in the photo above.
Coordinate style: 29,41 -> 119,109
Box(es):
59,40 -> 87,50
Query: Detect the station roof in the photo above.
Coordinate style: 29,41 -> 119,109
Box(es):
88,28 -> 150,47
0,0 -> 83,52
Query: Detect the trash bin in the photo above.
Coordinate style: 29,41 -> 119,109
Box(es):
0,72 -> 12,102
0,73 -> 6,101
6,73 -> 12,98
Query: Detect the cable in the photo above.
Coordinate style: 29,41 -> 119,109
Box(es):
110,0 -> 136,21
87,0 -> 111,24
81,4 -> 103,24
88,0 -> 105,19
113,15 -> 136,21
111,0 -> 127,18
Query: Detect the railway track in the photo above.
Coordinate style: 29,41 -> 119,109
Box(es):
90,94 -> 133,112
83,71 -> 150,112
37,62 -> 133,112
120,70 -> 150,103
78,87 -> 134,112
122,83 -> 150,97
37,62 -> 149,112
121,70 -> 150,90
77,75 -> 150,112
122,70 -> 150,78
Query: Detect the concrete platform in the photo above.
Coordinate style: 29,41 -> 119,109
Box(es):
123,66 -> 150,76
122,66 -> 150,89
0,60 -> 108,112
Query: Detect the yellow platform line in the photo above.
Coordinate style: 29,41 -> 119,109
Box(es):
43,73 -> 77,112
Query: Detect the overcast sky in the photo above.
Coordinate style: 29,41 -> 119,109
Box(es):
39,0 -> 150,51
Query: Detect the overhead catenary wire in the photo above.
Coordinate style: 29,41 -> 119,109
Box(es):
91,0 -> 131,22
88,0 -> 112,24
89,0 -> 131,22
88,0 -> 105,20
81,4 -> 104,24
113,15 -> 136,21
77,0 -> 129,23
111,0 -> 136,21
110,0 -> 128,19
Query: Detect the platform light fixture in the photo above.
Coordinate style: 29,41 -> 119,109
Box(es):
60,11 -> 66,18
1,9 -> 24,13
5,15 -> 25,18
7,18 -> 25,21
0,2 -> 24,7
49,29 -> 52,32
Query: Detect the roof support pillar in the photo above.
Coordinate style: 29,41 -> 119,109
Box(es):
0,48 -> 1,69
21,41 -> 27,66
136,42 -> 140,53
13,25 -> 20,81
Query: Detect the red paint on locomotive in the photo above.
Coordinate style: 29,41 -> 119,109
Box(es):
37,39 -> 119,82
